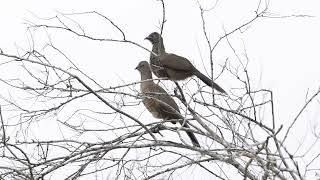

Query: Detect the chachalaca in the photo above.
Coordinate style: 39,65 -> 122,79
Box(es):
135,61 -> 200,147
145,32 -> 226,94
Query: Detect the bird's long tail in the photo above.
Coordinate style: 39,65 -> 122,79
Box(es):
179,121 -> 200,147
194,69 -> 226,94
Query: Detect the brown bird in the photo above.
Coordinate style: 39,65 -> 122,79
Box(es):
145,32 -> 226,94
135,61 -> 200,147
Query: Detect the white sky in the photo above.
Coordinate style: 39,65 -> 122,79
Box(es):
0,0 -> 320,179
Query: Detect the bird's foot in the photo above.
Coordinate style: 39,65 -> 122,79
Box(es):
150,124 -> 166,136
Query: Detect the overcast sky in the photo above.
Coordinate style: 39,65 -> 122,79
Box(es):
0,0 -> 320,179
1,0 -> 319,131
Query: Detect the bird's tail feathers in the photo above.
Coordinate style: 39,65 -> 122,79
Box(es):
194,69 -> 226,94
180,122 -> 200,147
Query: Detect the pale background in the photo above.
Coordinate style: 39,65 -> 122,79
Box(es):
0,0 -> 320,179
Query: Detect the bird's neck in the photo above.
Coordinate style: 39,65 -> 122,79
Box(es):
139,70 -> 154,89
151,41 -> 166,57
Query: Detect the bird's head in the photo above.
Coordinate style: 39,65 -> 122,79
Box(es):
145,32 -> 162,45
135,61 -> 150,72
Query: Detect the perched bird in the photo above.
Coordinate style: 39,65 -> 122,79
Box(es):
136,61 -> 200,147
145,32 -> 226,94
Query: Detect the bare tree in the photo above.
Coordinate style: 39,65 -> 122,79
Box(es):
0,0 -> 319,179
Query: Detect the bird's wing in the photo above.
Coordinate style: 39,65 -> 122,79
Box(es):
160,53 -> 194,72
144,84 -> 181,117
152,85 -> 179,110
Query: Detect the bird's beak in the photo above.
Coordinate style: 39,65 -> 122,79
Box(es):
145,36 -> 151,41
135,65 -> 140,70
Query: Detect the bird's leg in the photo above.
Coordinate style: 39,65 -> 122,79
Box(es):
150,122 -> 167,136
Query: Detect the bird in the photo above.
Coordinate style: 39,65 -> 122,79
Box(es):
135,61 -> 200,147
145,32 -> 226,94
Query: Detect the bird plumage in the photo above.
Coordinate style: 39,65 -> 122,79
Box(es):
145,32 -> 226,94
136,61 -> 200,147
